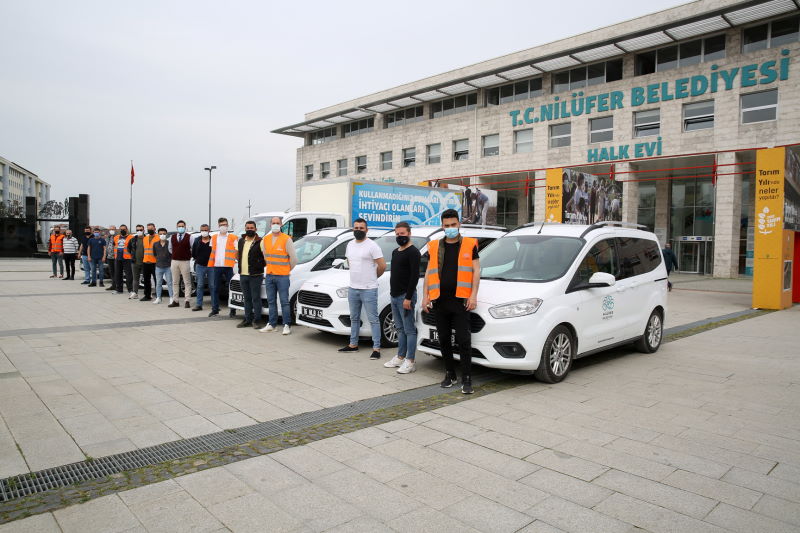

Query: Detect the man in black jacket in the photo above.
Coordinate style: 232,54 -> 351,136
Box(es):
662,242 -> 679,291
236,220 -> 267,329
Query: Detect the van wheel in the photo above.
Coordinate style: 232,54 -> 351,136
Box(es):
534,326 -> 573,383
635,310 -> 663,353
380,307 -> 399,348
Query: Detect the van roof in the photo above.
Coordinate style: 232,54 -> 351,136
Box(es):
510,221 -> 656,240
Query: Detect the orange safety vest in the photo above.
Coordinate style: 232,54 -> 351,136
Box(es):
49,234 -> 64,253
262,232 -> 291,275
425,236 -> 478,300
208,233 -> 238,267
142,234 -> 159,263
113,234 -> 134,260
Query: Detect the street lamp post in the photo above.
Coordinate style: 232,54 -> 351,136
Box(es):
204,165 -> 216,225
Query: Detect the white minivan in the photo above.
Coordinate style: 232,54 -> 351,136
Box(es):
416,222 -> 668,383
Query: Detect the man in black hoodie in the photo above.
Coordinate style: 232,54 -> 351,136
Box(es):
236,220 -> 267,329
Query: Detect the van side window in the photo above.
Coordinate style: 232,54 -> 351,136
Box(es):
283,219 -> 308,240
316,218 -> 337,231
314,240 -> 349,271
616,237 -> 663,279
572,239 -> 618,285
419,253 -> 430,278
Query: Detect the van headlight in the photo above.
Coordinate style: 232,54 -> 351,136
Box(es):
488,299 -> 543,319
336,287 -> 349,298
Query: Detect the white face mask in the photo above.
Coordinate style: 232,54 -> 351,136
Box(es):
271,224 -> 281,233
200,231 -> 209,238
136,230 -> 143,237
218,225 -> 228,234
108,230 -> 115,236
159,234 -> 168,241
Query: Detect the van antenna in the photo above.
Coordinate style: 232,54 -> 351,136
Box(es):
537,220 -> 546,234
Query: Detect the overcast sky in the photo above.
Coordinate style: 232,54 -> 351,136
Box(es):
1,0 -> 686,230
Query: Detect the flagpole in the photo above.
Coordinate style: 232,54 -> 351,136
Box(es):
129,160 -> 133,229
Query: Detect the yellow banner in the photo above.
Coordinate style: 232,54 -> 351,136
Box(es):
753,147 -> 789,309
545,168 -> 563,223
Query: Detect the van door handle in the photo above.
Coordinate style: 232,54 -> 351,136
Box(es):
616,286 -> 627,293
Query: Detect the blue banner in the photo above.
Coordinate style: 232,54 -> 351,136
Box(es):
351,182 -> 462,229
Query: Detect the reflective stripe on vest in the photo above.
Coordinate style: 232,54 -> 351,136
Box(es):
208,233 -> 238,267
142,235 -> 159,263
425,236 -> 477,300
262,232 -> 291,275
50,234 -> 64,253
114,234 -> 133,260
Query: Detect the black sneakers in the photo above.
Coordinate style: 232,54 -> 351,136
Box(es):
440,372 -> 458,388
236,320 -> 252,328
370,350 -> 381,360
338,345 -> 359,352
461,376 -> 474,395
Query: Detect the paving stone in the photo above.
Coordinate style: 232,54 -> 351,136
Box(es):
53,495 -> 140,533
271,445 -> 348,480
387,470 -> 472,511
594,492 -> 727,533
126,484 -> 224,532
651,433 -> 775,475
605,437 -> 729,479
393,425 -> 450,446
118,479 -> 184,507
443,494 -> 534,533
0,513 -> 61,533
323,516 -> 394,533
343,426 -> 397,448
430,437 -> 539,480
345,451 -> 415,483
374,419 -> 417,433
705,502 -> 798,533
516,521 -> 568,533
662,469 -> 762,510
223,454 -> 307,495
558,412 -> 660,443
753,495 -> 800,527
316,468 -> 422,521
722,467 -> 800,503
526,449 -> 609,482
432,404 -> 486,423
520,468 -> 613,508
527,495 -> 633,533
422,416 -> 486,440
308,435 -> 372,462
769,463 -> 800,484
473,416 -> 570,449
270,483 -> 364,531
175,467 -> 254,507
464,430 -> 543,459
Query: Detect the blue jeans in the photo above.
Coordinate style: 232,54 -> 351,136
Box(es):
81,255 -> 91,282
194,264 -> 209,307
155,266 -> 173,300
240,274 -> 264,323
51,254 -> 64,276
89,259 -> 103,283
348,287 -> 380,349
209,266 -> 233,312
265,274 -> 291,326
390,293 -> 417,360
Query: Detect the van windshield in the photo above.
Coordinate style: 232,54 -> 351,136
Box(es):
480,235 -> 584,282
294,236 -> 336,264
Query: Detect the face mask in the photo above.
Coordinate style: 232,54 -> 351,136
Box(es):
271,224 -> 281,233
353,230 -> 366,241
84,231 -> 91,236
200,231 -> 209,238
108,230 -> 115,236
54,229 -> 59,234
120,229 -> 127,236
396,236 -> 410,246
444,227 -> 459,239
136,230 -> 143,237
177,227 -> 186,234
66,233 -> 72,237
147,229 -> 155,235
93,232 -> 100,238
218,225 -> 228,234
245,229 -> 256,237
159,234 -> 168,241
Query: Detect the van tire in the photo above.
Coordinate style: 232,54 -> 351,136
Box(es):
380,307 -> 399,348
534,325 -> 574,383
635,309 -> 663,353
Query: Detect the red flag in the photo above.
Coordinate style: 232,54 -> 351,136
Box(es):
131,162 -> 135,185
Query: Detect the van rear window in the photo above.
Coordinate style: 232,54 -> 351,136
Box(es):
616,237 -> 663,278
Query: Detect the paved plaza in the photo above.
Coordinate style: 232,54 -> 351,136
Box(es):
0,258 -> 798,532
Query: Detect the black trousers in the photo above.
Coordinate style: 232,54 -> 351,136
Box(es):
142,263 -> 156,298
434,296 -> 472,377
115,258 -> 133,293
240,274 -> 263,323
64,253 -> 76,279
107,258 -> 116,286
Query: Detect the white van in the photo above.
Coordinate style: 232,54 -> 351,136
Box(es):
416,222 -> 668,383
296,225 -> 506,347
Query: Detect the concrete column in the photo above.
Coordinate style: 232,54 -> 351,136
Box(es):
618,163 -> 638,223
713,151 -> 741,278
517,173 -> 531,225
654,178 -> 670,245
533,170 -> 546,222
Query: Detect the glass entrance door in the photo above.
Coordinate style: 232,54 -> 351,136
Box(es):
676,241 -> 713,274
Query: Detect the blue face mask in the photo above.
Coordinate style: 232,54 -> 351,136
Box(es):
444,227 -> 459,239
177,227 -> 186,234
93,232 -> 100,238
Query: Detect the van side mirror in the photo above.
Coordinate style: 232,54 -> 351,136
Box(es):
588,272 -> 616,287
332,258 -> 346,268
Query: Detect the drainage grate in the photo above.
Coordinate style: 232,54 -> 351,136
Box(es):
0,374 -> 500,503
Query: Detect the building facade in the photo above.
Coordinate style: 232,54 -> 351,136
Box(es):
276,0 -> 800,278
1,155 -> 52,242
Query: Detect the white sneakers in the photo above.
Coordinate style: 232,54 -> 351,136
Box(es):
169,298 -> 175,305
282,325 -> 291,335
128,292 -> 135,299
131,292 -> 139,299
153,298 -> 161,305
260,324 -> 275,332
384,356 -> 404,368
397,359 -> 416,374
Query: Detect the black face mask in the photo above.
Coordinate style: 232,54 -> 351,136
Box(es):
53,230 -> 59,234
84,231 -> 91,236
147,229 -> 155,235
120,230 -> 127,236
245,230 -> 256,237
353,230 -> 366,241
396,236 -> 410,246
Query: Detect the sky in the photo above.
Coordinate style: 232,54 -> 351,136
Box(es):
1,0 -> 687,231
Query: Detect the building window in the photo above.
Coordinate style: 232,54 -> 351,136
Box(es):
385,106 -> 424,128
486,78 -> 543,105
304,165 -> 313,181
402,148 -> 416,168
552,59 -> 623,93
482,134 -> 500,157
320,162 -> 330,179
380,152 -> 392,171
589,117 -> 613,144
683,101 -> 714,131
634,109 -> 660,138
427,143 -> 441,164
742,15 -> 799,53
343,118 -> 374,138
514,129 -> 533,154
356,155 -> 367,174
337,159 -> 347,177
309,127 -> 337,145
741,89 -> 778,124
549,123 -> 571,148
635,35 -> 726,75
431,93 -> 477,118
453,139 -> 469,161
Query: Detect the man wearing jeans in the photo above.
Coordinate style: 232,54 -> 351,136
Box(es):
260,216 -> 297,335
384,221 -> 420,374
78,226 -> 92,284
338,218 -> 386,359
208,217 -> 238,317
191,224 -> 212,311
236,220 -> 266,329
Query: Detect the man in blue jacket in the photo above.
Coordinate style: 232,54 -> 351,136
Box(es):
86,228 -> 106,287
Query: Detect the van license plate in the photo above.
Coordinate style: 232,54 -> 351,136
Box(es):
429,329 -> 456,345
302,307 -> 323,319
230,293 -> 243,304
